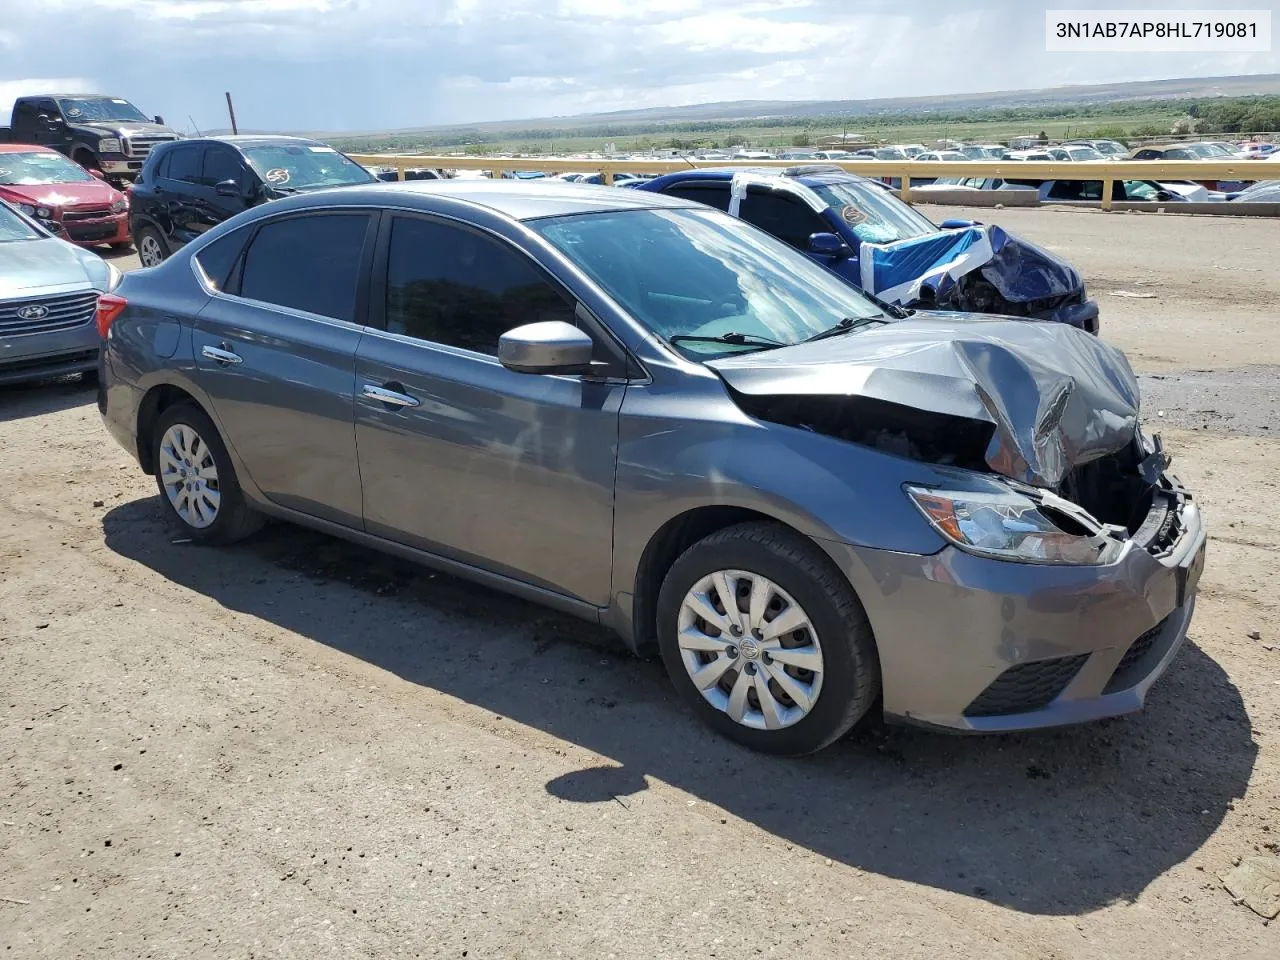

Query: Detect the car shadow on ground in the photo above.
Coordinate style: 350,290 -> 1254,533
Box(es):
102,497 -> 1257,917
0,375 -> 95,422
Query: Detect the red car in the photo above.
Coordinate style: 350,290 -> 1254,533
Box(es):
0,144 -> 131,249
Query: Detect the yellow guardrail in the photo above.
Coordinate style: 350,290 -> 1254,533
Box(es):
347,155 -> 1266,210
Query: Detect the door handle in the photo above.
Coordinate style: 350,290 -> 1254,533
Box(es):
201,344 -> 243,365
362,383 -> 420,408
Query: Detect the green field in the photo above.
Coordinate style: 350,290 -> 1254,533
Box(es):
328,95 -> 1280,157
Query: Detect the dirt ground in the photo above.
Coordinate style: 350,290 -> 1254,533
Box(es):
1,208 -> 1277,959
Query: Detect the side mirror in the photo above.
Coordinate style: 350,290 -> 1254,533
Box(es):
154,115 -> 165,126
89,168 -> 107,181
807,232 -> 849,258
939,218 -> 977,229
499,321 -> 594,375
215,179 -> 242,198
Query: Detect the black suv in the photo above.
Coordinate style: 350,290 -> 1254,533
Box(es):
128,135 -> 375,267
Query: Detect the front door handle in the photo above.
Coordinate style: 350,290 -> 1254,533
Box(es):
201,344 -> 242,365
362,383 -> 420,408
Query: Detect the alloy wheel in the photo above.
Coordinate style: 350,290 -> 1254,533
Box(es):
677,569 -> 824,730
158,423 -> 220,529
139,234 -> 164,267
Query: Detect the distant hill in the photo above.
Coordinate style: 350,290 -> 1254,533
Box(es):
323,72 -> 1280,138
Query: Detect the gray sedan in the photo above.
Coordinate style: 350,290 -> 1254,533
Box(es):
97,181 -> 1206,755
1,198 -> 120,385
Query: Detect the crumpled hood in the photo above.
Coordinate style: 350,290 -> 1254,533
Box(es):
709,313 -> 1140,487
0,237 -> 110,298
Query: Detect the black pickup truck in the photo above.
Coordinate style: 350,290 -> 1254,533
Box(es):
0,94 -> 181,184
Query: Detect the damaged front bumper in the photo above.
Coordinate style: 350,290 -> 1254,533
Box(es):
819,473 -> 1207,732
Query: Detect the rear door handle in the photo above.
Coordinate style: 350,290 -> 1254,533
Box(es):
362,383 -> 420,408
201,344 -> 242,365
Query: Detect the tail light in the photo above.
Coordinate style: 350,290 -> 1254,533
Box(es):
95,293 -> 127,337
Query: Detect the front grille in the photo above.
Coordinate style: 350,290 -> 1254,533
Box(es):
0,291 -> 100,337
964,654 -> 1089,717
125,136 -> 177,159
62,207 -> 113,222
65,223 -> 117,243
1104,618 -> 1169,693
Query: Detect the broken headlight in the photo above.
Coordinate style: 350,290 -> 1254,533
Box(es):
905,485 -> 1125,565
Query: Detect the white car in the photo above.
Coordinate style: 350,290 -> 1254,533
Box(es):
914,151 -> 968,162
1046,146 -> 1107,162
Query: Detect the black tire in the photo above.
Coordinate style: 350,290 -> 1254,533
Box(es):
152,401 -> 263,545
134,225 -> 170,267
656,521 -> 880,756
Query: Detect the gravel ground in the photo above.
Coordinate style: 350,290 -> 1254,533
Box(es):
1,208 -> 1278,959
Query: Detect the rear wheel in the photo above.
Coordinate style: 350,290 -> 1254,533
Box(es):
152,402 -> 263,544
656,522 -> 880,755
135,226 -> 169,268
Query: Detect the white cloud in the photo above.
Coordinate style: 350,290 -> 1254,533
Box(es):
0,1 -> 1275,133
0,78 -> 94,115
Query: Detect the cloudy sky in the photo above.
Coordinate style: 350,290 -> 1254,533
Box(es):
2,0 -> 1276,133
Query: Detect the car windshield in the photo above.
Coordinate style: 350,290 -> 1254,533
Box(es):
1096,142 -> 1125,155
0,150 -> 95,185
1067,147 -> 1102,160
0,202 -> 42,242
809,179 -> 936,244
1189,143 -> 1230,157
1123,180 -> 1160,200
240,143 -> 375,189
531,208 -> 884,359
57,97 -> 149,123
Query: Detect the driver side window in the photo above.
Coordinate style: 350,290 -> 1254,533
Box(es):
382,216 -> 578,356
737,187 -> 831,250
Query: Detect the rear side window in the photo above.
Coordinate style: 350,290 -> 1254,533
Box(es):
239,214 -> 371,322
193,228 -> 249,291
383,216 -> 576,354
13,100 -> 38,127
165,146 -> 204,184
737,188 -> 830,249
659,182 -> 732,212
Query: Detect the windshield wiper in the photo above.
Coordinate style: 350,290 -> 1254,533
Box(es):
802,315 -> 886,343
668,332 -> 785,350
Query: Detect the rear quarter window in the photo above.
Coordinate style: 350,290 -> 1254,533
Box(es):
193,227 -> 250,291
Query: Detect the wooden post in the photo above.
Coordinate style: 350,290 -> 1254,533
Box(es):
1101,178 -> 1114,211
224,92 -> 238,135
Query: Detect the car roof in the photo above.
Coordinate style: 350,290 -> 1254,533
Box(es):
645,166 -> 871,189
296,179 -> 701,221
19,93 -> 108,99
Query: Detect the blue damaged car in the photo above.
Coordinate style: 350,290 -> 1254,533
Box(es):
637,166 -> 1101,333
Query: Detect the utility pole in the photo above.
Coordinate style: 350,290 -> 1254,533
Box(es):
225,92 -> 239,135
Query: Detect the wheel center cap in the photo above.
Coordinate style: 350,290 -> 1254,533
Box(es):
739,637 -> 760,660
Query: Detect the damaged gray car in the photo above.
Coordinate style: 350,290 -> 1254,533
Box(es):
98,182 -> 1207,755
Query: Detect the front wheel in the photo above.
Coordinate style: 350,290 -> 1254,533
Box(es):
656,522 -> 880,756
152,402 -> 263,544
135,225 -> 169,268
